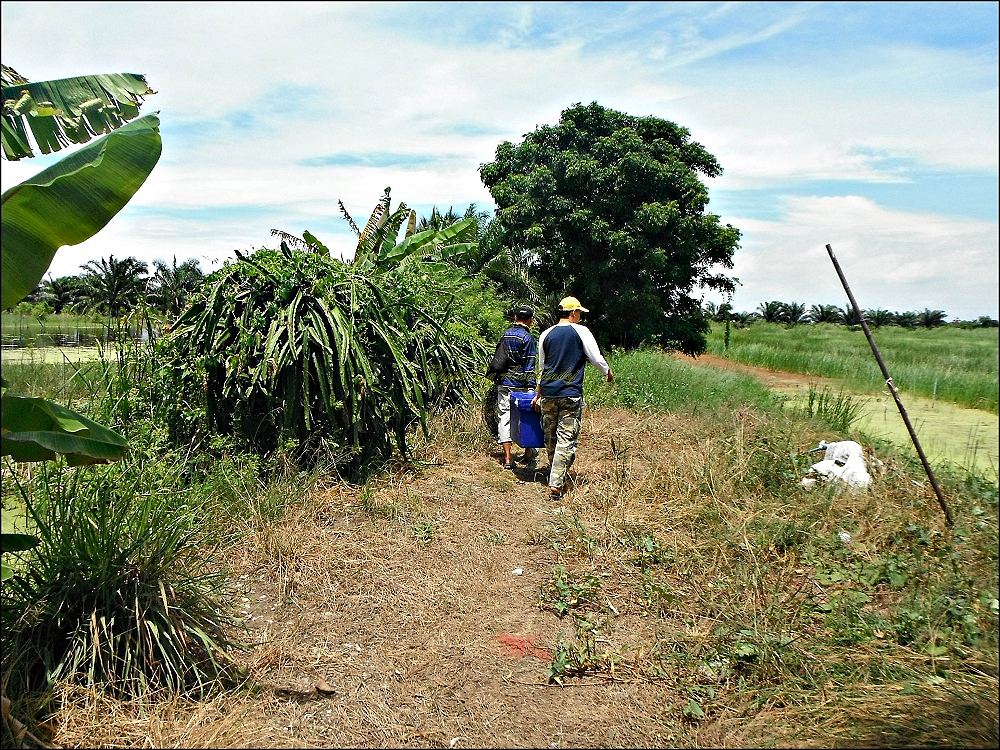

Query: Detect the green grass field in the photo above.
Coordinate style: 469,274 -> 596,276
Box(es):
707,323 -> 998,414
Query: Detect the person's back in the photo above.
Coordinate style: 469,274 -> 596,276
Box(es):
538,323 -> 588,398
490,305 -> 537,469
499,322 -> 536,389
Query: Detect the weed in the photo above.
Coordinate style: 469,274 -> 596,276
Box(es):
802,384 -> 869,433
482,530 -> 507,545
1,459 -> 240,703
540,565 -> 602,617
532,512 -> 597,558
410,519 -> 436,546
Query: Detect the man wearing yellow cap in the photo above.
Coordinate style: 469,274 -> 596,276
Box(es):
532,296 -> 614,500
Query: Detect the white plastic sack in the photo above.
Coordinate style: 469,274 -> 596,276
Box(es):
801,440 -> 871,490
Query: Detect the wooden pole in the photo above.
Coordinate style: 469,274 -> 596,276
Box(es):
824,244 -> 954,528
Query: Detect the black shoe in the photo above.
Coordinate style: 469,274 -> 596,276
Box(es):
503,461 -> 514,470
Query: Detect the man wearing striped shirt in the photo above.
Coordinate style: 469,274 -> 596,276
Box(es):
494,305 -> 538,470
531,296 -> 614,500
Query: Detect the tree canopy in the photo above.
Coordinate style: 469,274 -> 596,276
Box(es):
480,101 -> 740,355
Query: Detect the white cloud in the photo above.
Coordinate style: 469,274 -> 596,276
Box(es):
2,1 -> 996,318
712,196 -> 999,320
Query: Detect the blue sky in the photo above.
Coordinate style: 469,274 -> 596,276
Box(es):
2,1 -> 997,319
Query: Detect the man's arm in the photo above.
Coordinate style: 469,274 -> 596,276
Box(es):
574,324 -> 613,381
532,328 -> 549,407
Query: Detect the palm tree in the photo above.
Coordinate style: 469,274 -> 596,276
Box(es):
781,301 -> 807,325
864,308 -> 894,328
449,209 -> 545,308
79,255 -> 149,318
149,257 -> 204,316
757,300 -> 785,323
894,311 -> 919,329
731,311 -> 759,328
916,308 -> 947,328
417,205 -> 466,233
40,274 -> 85,314
808,304 -> 842,324
840,305 -> 863,326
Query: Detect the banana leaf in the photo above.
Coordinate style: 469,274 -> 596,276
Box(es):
2,70 -> 154,160
1,391 -> 128,465
0,112 -> 162,310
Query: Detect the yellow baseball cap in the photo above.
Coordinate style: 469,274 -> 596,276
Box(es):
558,296 -> 589,313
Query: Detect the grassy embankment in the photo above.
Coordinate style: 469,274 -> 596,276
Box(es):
706,322 -> 998,414
1,344 -> 997,747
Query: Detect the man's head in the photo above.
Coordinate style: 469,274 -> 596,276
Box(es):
514,305 -> 534,324
558,296 -> 588,321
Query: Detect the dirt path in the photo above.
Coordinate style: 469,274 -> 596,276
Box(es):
677,351 -> 833,392
219,409 -> 699,748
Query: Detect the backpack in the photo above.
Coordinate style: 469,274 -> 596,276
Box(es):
485,339 -> 510,382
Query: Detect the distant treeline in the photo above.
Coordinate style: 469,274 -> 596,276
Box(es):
705,300 -> 999,329
4,255 -> 205,320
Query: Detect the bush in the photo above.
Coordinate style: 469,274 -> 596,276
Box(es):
1,458 -> 239,702
155,245 -> 493,478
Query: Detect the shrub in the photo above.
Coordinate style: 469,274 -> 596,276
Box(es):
155,244 -> 491,478
1,459 -> 239,701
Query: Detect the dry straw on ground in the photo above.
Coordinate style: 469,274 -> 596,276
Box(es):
43,402 -> 999,748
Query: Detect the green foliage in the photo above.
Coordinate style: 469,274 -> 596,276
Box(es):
584,347 -> 779,415
1,113 -> 162,311
1,459 -> 239,700
706,322 -> 999,413
539,565 -> 601,617
156,243 -> 489,477
802,385 -> 869,433
0,386 -> 127,465
1,65 -> 154,160
480,101 -> 740,355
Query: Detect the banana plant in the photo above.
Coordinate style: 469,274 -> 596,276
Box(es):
1,65 -> 161,579
273,187 -> 479,271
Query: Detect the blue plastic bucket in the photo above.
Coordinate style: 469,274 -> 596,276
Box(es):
509,391 -> 544,448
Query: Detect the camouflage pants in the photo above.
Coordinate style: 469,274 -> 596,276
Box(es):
540,396 -> 584,490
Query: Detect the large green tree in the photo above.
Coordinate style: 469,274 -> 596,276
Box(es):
479,101 -> 740,355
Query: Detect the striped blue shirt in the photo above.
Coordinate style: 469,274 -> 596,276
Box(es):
499,324 -> 536,389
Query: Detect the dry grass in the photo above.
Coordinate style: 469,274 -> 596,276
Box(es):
37,401 -> 998,748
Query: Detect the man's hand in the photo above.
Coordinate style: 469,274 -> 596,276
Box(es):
531,393 -> 541,412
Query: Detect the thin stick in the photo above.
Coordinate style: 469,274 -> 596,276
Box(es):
824,243 -> 954,528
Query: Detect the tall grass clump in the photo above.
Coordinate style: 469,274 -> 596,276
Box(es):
585,347 -> 781,414
801,384 -> 869,433
0,356 -> 105,404
1,457 -> 240,704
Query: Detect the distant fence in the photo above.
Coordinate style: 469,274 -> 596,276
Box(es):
1,328 -> 151,349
